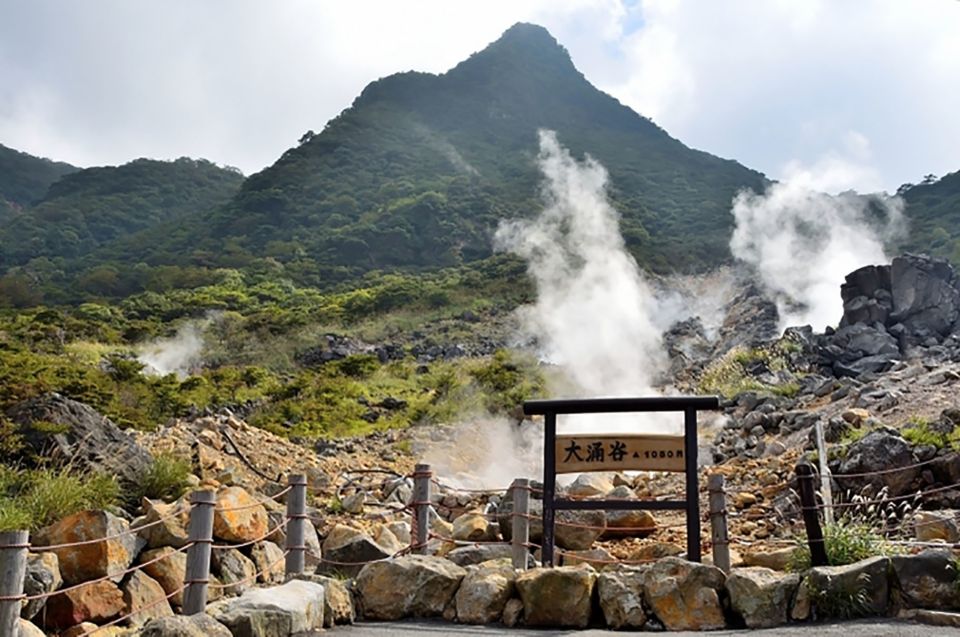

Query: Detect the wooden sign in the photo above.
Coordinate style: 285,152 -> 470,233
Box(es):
555,433 -> 685,473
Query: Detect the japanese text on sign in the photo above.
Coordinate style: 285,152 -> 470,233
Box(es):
555,434 -> 685,473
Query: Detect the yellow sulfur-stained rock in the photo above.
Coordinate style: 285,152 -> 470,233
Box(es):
515,566 -> 596,628
34,510 -> 141,586
212,486 -> 268,543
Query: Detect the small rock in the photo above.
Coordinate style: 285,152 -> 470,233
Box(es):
912,510 -> 960,543
734,492 -> 758,509
250,541 -> 285,584
135,498 -> 190,549
17,620 -> 46,637
292,573 -> 356,627
742,546 -> 795,571
21,551 -> 61,620
445,544 -> 514,566
320,524 -> 394,578
139,615 -> 232,637
341,492 -> 366,514
212,548 -> 257,596
501,598 -> 523,627
452,512 -> 494,542
566,474 -> 614,497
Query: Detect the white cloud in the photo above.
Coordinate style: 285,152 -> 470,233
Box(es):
0,0 -> 956,190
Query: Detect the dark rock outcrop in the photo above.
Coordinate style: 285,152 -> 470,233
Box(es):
6,393 -> 154,485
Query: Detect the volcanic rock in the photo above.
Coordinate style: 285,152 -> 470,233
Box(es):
515,565 -> 596,628
726,567 -> 799,628
6,393 -> 154,485
43,579 -> 124,630
837,429 -> 919,497
891,550 -> 960,610
139,615 -> 232,637
210,579 -> 326,636
139,547 -> 187,608
807,556 -> 890,617
213,486 -> 269,543
643,557 -> 726,631
34,510 -> 142,585
597,567 -> 647,629
121,570 -> 174,626
455,563 -> 516,624
355,555 -> 465,620
212,547 -> 257,596
320,524 -> 394,578
21,551 -> 61,620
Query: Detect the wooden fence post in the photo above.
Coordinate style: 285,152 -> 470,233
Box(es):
796,463 -> 828,567
412,464 -> 432,554
285,473 -> 308,577
707,474 -> 730,573
0,530 -> 29,637
182,489 -> 216,615
511,478 -> 530,570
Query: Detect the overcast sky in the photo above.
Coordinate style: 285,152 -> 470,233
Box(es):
1,0 -> 957,193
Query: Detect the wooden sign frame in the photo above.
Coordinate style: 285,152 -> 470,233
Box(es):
523,396 -> 720,566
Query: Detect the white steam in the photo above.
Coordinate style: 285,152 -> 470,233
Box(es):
495,130 -> 675,434
730,158 -> 904,331
137,322 -> 205,377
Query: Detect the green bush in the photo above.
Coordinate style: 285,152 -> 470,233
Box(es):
789,521 -> 891,571
132,453 -> 192,503
0,466 -> 121,531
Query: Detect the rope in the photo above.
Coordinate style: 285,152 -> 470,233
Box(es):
829,457 -> 941,479
22,542 -> 194,602
31,504 -> 188,552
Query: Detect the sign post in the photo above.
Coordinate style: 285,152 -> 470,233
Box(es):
523,396 -> 720,567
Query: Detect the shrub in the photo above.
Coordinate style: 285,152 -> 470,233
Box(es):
132,453 -> 192,503
789,521 -> 892,571
0,466 -> 121,531
0,501 -> 32,532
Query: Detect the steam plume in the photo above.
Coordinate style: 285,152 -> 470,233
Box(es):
495,130 -> 674,433
138,322 -> 205,377
730,161 -> 904,331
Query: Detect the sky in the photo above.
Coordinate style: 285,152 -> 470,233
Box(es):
1,0 -> 958,193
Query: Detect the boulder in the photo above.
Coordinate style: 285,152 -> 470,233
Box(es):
741,546 -> 794,571
643,557 -> 726,631
212,547 -> 257,596
562,547 -> 615,567
17,619 -> 45,637
135,498 -> 190,549
445,544 -> 514,567
121,570 -> 174,626
355,555 -> 465,620
837,430 -> 919,497
210,579 -> 325,637
7,393 -> 154,484
139,614 -> 232,637
386,521 -> 412,545
213,486 -> 268,543
34,509 -> 142,585
139,547 -> 187,607
291,573 -> 356,627
319,524 -> 393,578
890,254 -> 960,337
43,579 -> 124,630
502,597 -> 524,627
602,509 -> 657,539
515,566 -> 596,628
912,510 -> 960,543
807,556 -> 890,618
21,551 -> 61,620
452,512 -> 495,542
891,550 -> 960,610
265,510 -> 322,569
726,567 -> 799,628
598,567 -> 647,629
566,474 -> 614,497
455,563 -> 516,624
250,541 -> 285,584
371,524 -> 406,555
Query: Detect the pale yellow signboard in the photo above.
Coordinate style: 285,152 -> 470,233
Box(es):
555,434 -> 686,473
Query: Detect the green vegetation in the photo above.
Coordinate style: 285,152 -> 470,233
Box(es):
901,416 -> 960,451
698,339 -> 804,398
0,465 -> 120,532
898,171 -> 960,263
0,142 -> 78,208
132,453 -> 193,503
807,576 -> 872,619
789,521 -> 892,571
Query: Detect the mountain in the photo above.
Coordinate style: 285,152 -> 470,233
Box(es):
134,23 -> 768,283
898,171 -> 960,261
0,157 -> 243,269
0,143 -> 78,219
